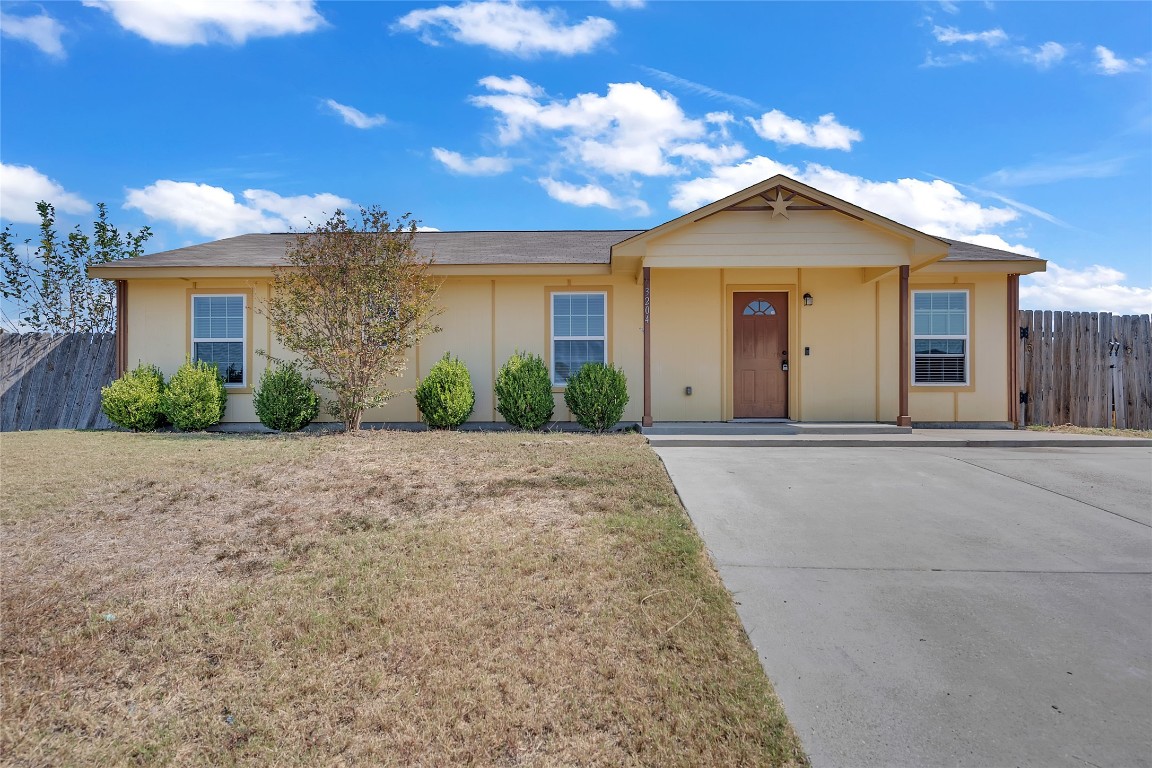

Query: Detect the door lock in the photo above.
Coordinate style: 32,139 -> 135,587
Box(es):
781,361 -> 789,372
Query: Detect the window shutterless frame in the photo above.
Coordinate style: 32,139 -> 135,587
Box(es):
912,289 -> 969,386
550,291 -> 607,386
191,294 -> 247,387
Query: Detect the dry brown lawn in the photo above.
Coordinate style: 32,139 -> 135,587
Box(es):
1,429 -> 807,767
1027,424 -> 1152,439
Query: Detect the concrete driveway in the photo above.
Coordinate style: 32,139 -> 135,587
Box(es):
655,445 -> 1152,768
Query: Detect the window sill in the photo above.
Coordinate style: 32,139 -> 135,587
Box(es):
911,384 -> 975,393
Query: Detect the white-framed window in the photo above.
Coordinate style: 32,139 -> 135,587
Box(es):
192,294 -> 246,387
913,290 -> 969,385
551,291 -> 606,385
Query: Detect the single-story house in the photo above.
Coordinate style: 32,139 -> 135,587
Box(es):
90,174 -> 1046,428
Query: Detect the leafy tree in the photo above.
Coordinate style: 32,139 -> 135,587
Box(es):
0,201 -> 151,332
263,207 -> 441,431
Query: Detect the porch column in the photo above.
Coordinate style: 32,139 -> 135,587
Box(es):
642,266 -> 652,427
1007,273 -> 1020,427
897,265 -> 911,427
115,279 -> 128,378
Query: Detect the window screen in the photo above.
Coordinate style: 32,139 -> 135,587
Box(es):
552,292 -> 606,385
192,295 -> 245,386
913,290 -> 968,385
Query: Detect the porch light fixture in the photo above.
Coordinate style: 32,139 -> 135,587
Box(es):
803,292 -> 813,306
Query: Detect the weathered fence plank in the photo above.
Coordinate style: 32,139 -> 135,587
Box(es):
1115,315 -> 1133,430
1020,310 -> 1030,423
0,332 -> 118,431
1135,315 -> 1152,428
1019,312 -> 1152,430
80,334 -> 116,430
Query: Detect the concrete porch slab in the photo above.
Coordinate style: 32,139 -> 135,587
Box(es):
641,421 -> 912,436
644,428 -> 1152,448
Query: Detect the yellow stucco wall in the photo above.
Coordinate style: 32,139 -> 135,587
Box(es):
646,267 -> 1005,423
123,273 -> 645,426
874,271 -> 1009,423
122,267 -> 1011,426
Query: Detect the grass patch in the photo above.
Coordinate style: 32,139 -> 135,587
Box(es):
1027,424 -> 1152,439
1,430 -> 807,766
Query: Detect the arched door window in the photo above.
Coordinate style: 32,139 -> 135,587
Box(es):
742,299 -> 777,316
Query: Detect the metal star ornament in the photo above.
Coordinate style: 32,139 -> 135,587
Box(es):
769,190 -> 792,219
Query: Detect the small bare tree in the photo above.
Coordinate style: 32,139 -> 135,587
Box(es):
264,207 -> 441,431
1,201 -> 151,332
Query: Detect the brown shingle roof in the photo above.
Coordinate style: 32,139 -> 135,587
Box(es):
99,230 -> 1042,269
108,231 -> 645,269
938,237 -> 1039,262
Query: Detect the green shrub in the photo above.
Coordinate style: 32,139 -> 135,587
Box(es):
160,358 -> 228,431
415,353 -> 475,429
494,351 -> 554,430
563,362 -> 629,432
253,362 -> 319,432
100,363 -> 167,431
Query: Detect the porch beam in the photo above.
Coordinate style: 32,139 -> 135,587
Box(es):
725,205 -> 838,212
897,265 -> 911,427
642,266 -> 653,427
115,279 -> 127,378
1007,273 -> 1020,427
861,266 -> 896,284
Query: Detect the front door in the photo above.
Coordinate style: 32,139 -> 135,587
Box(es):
733,292 -> 788,418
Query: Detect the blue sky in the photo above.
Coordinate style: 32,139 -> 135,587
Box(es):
1,0 -> 1149,314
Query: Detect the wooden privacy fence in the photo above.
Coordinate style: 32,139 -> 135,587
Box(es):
1,332 -> 116,431
1019,311 -> 1152,429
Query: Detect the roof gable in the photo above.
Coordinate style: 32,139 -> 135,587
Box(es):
612,174 -> 950,265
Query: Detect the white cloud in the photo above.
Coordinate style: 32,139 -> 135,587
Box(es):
431,148 -> 513,176
0,11 -> 65,57
416,226 -> 441,232
478,74 -> 543,96
639,66 -> 763,111
394,1 -> 615,57
471,79 -> 711,177
670,157 -> 1020,240
982,153 -> 1130,187
669,156 -> 798,212
124,180 -> 354,238
240,189 -> 354,229
668,142 -> 748,165
943,181 -> 1070,229
83,0 -> 324,46
1024,41 -> 1067,70
932,25 -> 1008,46
539,178 -> 648,215
1094,45 -> 1147,75
1021,263 -> 1152,313
746,110 -> 862,151
323,99 -> 387,129
922,52 -> 979,68
0,164 -> 92,223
